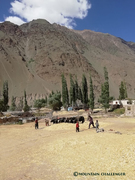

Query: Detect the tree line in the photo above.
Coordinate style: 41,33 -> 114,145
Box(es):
61,67 -> 128,111
61,73 -> 94,110
0,67 -> 128,112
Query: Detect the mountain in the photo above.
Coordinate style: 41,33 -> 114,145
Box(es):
0,19 -> 135,105
73,29 -> 135,98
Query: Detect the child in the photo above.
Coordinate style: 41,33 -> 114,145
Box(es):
45,118 -> 49,126
95,120 -> 99,131
76,121 -> 79,132
35,117 -> 38,129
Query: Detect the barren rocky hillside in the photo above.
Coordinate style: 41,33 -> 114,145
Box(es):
0,19 -> 135,105
74,29 -> 135,98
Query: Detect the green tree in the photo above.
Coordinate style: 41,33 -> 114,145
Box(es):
61,74 -> 69,108
124,81 -> 128,98
23,90 -> 30,112
98,67 -> 110,112
70,74 -> 75,106
78,86 -> 83,102
74,77 -> 79,102
89,75 -> 94,111
104,67 -> 109,100
49,91 -> 55,98
48,91 -> 62,110
10,96 -> 16,111
51,90 -> 54,95
45,96 -> 47,104
49,93 -> 52,98
3,81 -> 9,111
34,99 -> 47,109
0,99 -> 4,111
82,74 -> 88,106
119,81 -> 127,100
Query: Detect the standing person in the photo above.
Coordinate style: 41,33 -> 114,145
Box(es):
45,118 -> 49,126
76,121 -> 79,132
35,117 -> 38,129
88,113 -> 95,129
95,120 -> 99,131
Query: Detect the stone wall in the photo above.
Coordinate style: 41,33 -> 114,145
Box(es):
0,117 -> 19,124
125,105 -> 135,116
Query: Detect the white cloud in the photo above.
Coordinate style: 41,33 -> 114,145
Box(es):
5,16 -> 25,25
4,0 -> 91,28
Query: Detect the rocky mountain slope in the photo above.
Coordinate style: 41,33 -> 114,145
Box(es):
74,29 -> 135,97
0,19 -> 135,105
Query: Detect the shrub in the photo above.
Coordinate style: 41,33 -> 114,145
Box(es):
113,108 -> 125,114
18,121 -> 23,125
23,104 -> 30,112
48,92 -> 62,110
34,99 -> 47,109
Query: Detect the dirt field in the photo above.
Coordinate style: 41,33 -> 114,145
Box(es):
0,117 -> 135,180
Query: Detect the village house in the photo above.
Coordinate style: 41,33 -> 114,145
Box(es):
112,99 -> 135,106
111,100 -> 135,116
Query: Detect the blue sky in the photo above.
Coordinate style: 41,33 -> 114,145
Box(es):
75,0 -> 135,42
0,0 -> 135,42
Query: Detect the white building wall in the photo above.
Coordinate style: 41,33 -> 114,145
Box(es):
112,100 -> 135,106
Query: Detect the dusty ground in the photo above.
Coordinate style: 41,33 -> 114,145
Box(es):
0,117 -> 135,180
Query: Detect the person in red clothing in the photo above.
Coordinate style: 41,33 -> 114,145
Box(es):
35,117 -> 38,129
76,121 -> 79,132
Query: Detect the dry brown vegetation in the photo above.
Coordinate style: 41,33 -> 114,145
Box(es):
0,116 -> 135,180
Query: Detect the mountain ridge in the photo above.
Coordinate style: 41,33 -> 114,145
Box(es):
0,19 -> 135,105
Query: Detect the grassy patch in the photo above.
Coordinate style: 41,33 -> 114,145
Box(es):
113,108 -> 125,115
18,121 -> 24,125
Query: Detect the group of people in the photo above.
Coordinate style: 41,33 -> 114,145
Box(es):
35,113 -> 99,132
76,112 -> 99,132
88,113 -> 99,131
35,118 -> 50,129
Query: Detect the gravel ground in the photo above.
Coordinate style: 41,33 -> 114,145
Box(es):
0,117 -> 135,180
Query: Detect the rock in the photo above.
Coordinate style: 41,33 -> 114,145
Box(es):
96,128 -> 104,133
115,131 -> 122,135
22,119 -> 27,123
